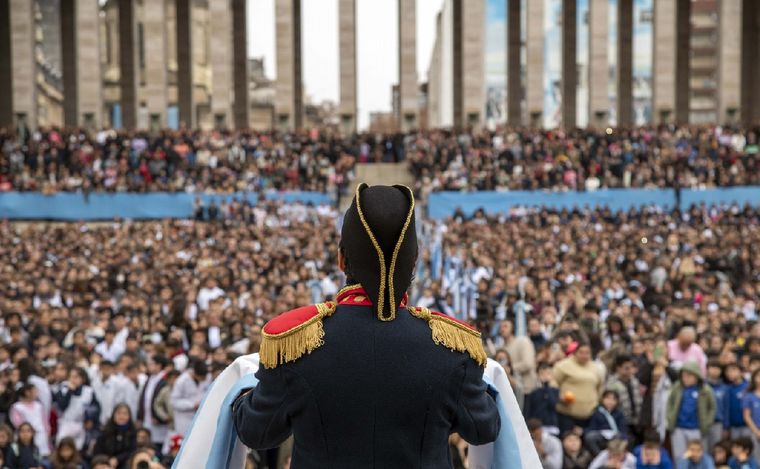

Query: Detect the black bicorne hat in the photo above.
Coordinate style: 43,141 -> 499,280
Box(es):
341,183 -> 417,321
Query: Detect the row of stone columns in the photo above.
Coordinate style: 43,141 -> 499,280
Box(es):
0,0 -> 249,131
515,0 -> 757,128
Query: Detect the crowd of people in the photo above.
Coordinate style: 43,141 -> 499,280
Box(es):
413,202 -> 760,469
2,125 -> 759,195
0,198 -> 756,467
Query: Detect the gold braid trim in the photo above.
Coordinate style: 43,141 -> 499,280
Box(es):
260,302 -> 337,369
387,185 -> 415,323
354,183 -> 389,321
407,307 -> 487,367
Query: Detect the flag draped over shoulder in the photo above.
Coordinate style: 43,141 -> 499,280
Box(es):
172,354 -> 539,469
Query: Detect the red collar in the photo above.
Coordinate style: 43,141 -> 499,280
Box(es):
336,284 -> 409,308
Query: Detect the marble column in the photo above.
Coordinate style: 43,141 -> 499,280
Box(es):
507,0 -> 521,125
461,0 -> 484,128
144,0 -> 168,127
176,0 -> 194,127
232,0 -> 249,129
741,0 -> 760,126
652,0 -> 676,124
118,0 -> 138,129
674,0 -> 690,124
718,0 -> 741,124
338,0 -> 357,133
617,0 -> 633,127
525,0 -> 543,127
0,0 -> 11,128
76,0 -> 103,128
561,0 -> 576,129
8,0 -> 37,131
275,0 -> 302,129
398,0 -> 418,130
588,0 -> 608,128
209,0 -> 233,129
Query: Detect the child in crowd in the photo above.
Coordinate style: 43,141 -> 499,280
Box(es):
667,362 -> 717,461
561,431 -> 592,469
589,438 -> 637,469
6,422 -> 43,469
676,439 -> 715,469
728,437 -> 758,469
586,389 -> 629,454
524,363 -> 560,436
707,361 -> 727,449
725,363 -> 749,439
633,428 -> 674,469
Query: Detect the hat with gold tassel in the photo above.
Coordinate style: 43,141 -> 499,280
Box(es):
340,183 -> 417,321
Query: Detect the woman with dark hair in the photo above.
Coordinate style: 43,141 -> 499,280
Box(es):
50,437 -> 87,469
93,403 -> 137,469
9,384 -> 50,458
53,367 -> 98,450
6,422 -> 42,469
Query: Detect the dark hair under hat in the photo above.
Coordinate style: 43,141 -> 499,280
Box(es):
341,183 -> 417,321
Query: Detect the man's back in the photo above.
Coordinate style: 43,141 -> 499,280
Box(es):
234,297 -> 500,468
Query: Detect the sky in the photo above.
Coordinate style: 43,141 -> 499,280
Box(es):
247,0 -> 444,129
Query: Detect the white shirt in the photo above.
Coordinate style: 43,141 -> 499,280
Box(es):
197,287 -> 225,310
171,371 -> 211,436
94,340 -> 125,362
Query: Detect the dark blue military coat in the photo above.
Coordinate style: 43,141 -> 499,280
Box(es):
233,285 -> 500,468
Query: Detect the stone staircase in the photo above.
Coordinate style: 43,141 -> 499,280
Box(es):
341,163 -> 415,211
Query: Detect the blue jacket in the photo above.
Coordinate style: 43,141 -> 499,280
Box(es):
676,454 -> 716,469
633,445 -> 673,469
523,383 -> 559,428
708,380 -> 726,424
587,406 -> 628,438
725,380 -> 748,428
728,457 -> 759,469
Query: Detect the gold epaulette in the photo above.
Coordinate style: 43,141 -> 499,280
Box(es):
259,302 -> 337,369
407,306 -> 487,367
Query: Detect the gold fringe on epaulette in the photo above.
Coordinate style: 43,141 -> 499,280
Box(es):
260,302 -> 337,369
408,307 -> 488,367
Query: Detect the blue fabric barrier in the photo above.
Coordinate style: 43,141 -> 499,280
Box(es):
426,187 -> 760,219
0,191 -> 333,220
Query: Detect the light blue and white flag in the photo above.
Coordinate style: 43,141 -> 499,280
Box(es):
172,354 -> 539,469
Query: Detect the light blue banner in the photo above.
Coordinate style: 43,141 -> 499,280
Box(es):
427,187 -> 760,219
0,191 -> 333,220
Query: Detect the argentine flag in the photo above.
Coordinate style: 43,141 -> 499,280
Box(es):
172,354 -> 539,469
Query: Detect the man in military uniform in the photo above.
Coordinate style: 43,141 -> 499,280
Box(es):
233,184 -> 500,468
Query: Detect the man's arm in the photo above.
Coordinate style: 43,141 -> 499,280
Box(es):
451,359 -> 500,445
233,366 -> 292,450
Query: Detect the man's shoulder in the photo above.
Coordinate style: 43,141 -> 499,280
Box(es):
406,306 -> 487,367
259,302 -> 337,370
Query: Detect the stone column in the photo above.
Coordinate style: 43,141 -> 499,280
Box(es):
275,0 -> 302,130
176,0 -> 194,128
0,0 -> 11,128
9,0 -> 37,131
741,0 -> 760,126
75,0 -> 103,128
398,0 -> 417,130
209,0 -> 232,129
452,0 -> 462,128
118,0 -> 138,129
674,0 -> 690,124
144,0 -> 168,128
588,0 -> 608,128
561,0 -> 576,129
617,0 -> 633,127
338,0 -> 357,133
61,0 -> 78,127
507,0 -> 521,125
461,0 -> 484,128
652,0 -> 676,124
718,0 -> 741,124
232,0 -> 249,129
525,0 -> 543,127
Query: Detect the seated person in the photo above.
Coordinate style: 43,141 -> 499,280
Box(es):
676,439 -> 715,469
589,438 -> 637,469
728,437 -> 758,469
633,428 -> 674,469
562,430 -> 593,469
585,389 -> 629,454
